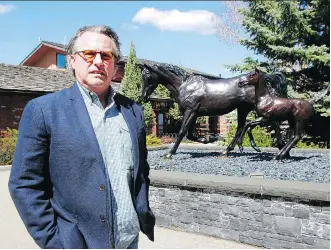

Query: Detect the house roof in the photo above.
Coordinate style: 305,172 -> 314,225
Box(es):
40,41 -> 67,50
0,63 -> 121,93
20,41 -> 220,79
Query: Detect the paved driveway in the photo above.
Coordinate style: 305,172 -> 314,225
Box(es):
0,167 -> 258,249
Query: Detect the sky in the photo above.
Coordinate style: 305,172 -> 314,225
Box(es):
0,1 -> 265,78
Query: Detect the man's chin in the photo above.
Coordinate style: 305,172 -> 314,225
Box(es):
88,78 -> 108,86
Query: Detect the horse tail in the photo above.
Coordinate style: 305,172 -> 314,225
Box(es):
309,85 -> 330,105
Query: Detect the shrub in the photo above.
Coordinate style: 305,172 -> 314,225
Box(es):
224,124 -> 273,148
294,139 -> 324,149
146,135 -> 162,146
223,124 -> 327,149
0,128 -> 18,165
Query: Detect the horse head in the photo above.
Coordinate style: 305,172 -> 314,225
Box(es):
238,68 -> 262,88
138,63 -> 160,102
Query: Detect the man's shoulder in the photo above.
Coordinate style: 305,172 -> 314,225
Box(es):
114,93 -> 141,109
27,85 -> 73,108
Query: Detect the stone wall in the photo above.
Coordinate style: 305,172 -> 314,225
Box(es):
149,170 -> 330,249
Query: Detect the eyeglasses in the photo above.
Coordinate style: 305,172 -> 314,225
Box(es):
75,50 -> 116,63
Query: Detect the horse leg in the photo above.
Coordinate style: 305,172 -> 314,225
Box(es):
237,119 -> 265,153
270,121 -> 284,150
274,121 -> 304,160
165,108 -> 198,159
186,116 -> 198,141
222,108 -> 250,156
246,127 -> 261,152
186,118 -> 213,144
282,118 -> 296,158
237,117 -> 268,153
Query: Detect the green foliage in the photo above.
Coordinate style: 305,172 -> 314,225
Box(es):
141,102 -> 154,128
295,140 -> 322,149
154,85 -> 169,98
225,124 -> 273,148
168,102 -> 181,120
224,57 -> 267,73
223,123 -> 327,149
224,0 -> 330,116
197,116 -> 208,124
121,42 -> 154,127
0,128 -> 18,165
155,81 -> 183,121
146,135 -> 162,146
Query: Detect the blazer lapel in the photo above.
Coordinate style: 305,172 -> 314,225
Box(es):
68,83 -> 104,165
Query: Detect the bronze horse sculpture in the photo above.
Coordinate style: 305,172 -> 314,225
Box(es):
238,68 -> 315,160
236,71 -> 288,153
139,63 -> 288,159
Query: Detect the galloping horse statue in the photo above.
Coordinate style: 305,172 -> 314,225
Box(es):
238,68 -> 316,160
139,63 -> 287,159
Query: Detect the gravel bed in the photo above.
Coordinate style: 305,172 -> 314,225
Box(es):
147,148 -> 330,184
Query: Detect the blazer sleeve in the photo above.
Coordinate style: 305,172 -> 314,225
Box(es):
139,106 -> 151,187
8,100 -> 63,249
138,105 -> 155,232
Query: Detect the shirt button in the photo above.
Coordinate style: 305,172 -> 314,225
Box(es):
100,215 -> 106,223
110,160 -> 114,164
119,130 -> 122,134
99,185 -> 105,191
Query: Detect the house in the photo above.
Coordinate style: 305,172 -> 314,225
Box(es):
1,41 -> 229,137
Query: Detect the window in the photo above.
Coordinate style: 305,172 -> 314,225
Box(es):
56,53 -> 66,68
157,112 -> 164,135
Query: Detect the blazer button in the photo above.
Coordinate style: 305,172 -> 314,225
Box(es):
100,215 -> 106,223
99,185 -> 105,191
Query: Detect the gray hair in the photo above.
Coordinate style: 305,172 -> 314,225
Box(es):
66,25 -> 121,75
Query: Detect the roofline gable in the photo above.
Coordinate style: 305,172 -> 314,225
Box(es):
19,41 -> 66,65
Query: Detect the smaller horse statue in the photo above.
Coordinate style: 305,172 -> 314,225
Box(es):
236,72 -> 288,153
238,68 -> 315,160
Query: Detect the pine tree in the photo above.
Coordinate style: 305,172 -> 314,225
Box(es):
224,0 -> 330,116
121,42 -> 154,127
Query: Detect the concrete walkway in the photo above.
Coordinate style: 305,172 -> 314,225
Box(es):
0,167 -> 258,249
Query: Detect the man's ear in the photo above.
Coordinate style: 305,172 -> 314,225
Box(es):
68,55 -> 75,70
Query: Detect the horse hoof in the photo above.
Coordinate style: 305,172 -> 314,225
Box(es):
217,151 -> 228,159
238,145 -> 244,153
284,153 -> 290,159
253,146 -> 261,152
273,155 -> 281,161
164,154 -> 172,159
197,138 -> 207,144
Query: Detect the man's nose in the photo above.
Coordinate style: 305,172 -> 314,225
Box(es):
93,53 -> 103,65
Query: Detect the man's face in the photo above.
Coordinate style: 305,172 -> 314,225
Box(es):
70,31 -> 117,93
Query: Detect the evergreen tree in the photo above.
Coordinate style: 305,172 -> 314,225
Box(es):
224,0 -> 330,116
121,42 -> 154,127
154,84 -> 182,120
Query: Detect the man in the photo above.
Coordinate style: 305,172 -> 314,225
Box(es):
8,25 -> 155,249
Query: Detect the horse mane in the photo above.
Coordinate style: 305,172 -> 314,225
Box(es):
155,63 -> 191,81
264,71 -> 288,98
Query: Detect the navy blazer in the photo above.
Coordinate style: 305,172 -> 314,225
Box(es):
8,83 -> 155,249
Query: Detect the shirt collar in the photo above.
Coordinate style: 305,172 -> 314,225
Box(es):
77,81 -> 116,108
